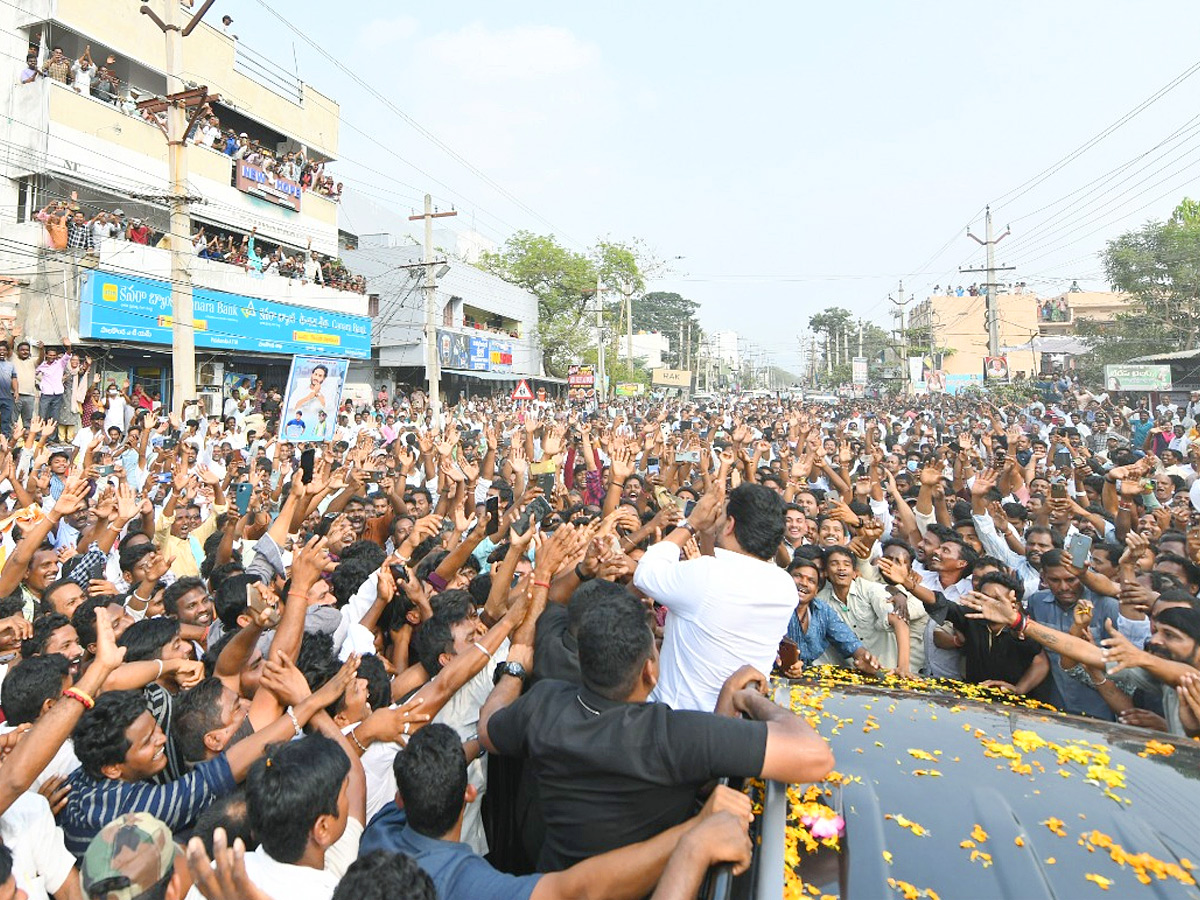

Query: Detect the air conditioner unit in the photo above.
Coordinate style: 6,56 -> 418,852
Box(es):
198,362 -> 223,387
197,388 -> 222,417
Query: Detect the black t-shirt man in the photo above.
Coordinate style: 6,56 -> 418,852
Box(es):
943,604 -> 1048,698
531,605 -> 578,685
486,679 -> 768,872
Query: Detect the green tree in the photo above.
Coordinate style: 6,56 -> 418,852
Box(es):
1076,197 -> 1200,380
635,292 -> 702,366
478,232 -> 598,377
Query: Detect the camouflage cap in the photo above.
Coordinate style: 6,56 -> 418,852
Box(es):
81,812 -> 177,900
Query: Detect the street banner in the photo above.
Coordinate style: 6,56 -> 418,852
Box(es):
280,355 -> 348,442
615,382 -> 644,396
1105,364 -> 1172,392
852,357 -> 868,385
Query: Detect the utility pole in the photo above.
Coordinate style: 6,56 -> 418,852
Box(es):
685,322 -> 691,371
891,280 -> 911,393
409,194 -> 456,427
857,319 -> 864,357
594,273 -> 605,403
623,284 -> 634,373
138,0 -> 218,413
962,206 -> 1014,357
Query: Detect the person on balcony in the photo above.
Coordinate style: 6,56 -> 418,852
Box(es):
71,46 -> 95,96
41,46 -> 71,84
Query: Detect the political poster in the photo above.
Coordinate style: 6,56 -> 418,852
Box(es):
984,356 -> 1009,381
280,355 -> 348,442
1104,364 -> 1172,392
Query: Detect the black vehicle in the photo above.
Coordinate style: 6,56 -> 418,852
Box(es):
714,670 -> 1200,900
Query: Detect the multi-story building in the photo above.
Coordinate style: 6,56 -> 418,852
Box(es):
909,291 -> 1039,391
341,242 -> 543,402
0,0 -> 369,409
629,331 -> 671,370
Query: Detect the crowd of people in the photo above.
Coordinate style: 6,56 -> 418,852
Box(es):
23,40 -> 344,200
32,199 -> 366,293
0,350 -> 1194,899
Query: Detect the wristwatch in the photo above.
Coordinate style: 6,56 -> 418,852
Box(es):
678,520 -> 698,536
493,660 -> 529,685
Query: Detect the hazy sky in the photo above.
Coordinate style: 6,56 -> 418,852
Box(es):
228,1 -> 1200,372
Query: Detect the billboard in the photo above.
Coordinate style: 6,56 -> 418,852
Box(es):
436,330 -> 470,369
468,336 -> 490,371
852,357 -> 868,385
489,340 -> 513,373
615,382 -> 644,396
234,161 -> 302,212
567,364 -> 595,388
1104,364 -> 1172,392
79,270 -> 371,359
984,356 -> 1009,381
651,368 -> 691,388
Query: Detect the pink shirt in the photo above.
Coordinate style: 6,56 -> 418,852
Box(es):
36,354 -> 70,395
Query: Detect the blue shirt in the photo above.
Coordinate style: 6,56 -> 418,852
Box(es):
1026,590 -> 1120,721
786,599 -> 862,665
61,754 -> 235,857
382,824 -> 541,900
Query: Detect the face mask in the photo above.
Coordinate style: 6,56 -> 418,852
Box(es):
906,460 -> 919,473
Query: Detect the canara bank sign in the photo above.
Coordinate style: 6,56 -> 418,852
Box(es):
235,162 -> 303,212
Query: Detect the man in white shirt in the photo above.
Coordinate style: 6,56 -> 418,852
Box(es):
633,482 -> 794,712
6,791 -> 83,900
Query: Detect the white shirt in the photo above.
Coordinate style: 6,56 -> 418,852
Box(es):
0,727 -> 77,791
1,792 -> 76,900
634,541 -> 796,712
205,817 -> 362,900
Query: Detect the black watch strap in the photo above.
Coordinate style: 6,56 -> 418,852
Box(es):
493,660 -> 529,685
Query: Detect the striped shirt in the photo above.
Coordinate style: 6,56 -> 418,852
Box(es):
60,754 -> 235,857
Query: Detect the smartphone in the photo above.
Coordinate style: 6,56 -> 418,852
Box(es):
389,563 -> 408,583
513,495 -> 552,535
156,472 -> 173,484
1054,447 -> 1072,468
1067,533 -> 1092,569
235,481 -> 253,515
684,499 -> 697,517
95,464 -> 115,476
778,638 -> 800,671
485,496 -> 500,536
675,450 -> 701,464
300,448 -> 315,485
536,472 -> 555,496
1050,482 -> 1068,499
647,457 -> 659,475
247,583 -> 269,615
162,437 -> 178,451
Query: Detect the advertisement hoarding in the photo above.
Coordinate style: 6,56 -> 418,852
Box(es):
651,368 -> 691,388
79,270 -> 371,359
1104,364 -> 1172,392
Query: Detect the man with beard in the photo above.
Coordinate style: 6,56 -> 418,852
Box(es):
156,465 -> 226,579
1024,549 -> 1120,719
962,587 -> 1200,737
969,468 -> 1056,598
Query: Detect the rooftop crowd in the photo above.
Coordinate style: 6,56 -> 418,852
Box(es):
0,346 -> 1193,898
23,45 -> 342,201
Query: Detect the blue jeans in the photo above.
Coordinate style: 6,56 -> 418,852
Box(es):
0,398 -> 12,436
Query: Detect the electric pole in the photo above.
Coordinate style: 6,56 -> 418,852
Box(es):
891,280 -> 911,393
409,194 -> 456,427
857,319 -> 863,357
594,273 -> 605,403
138,0 -> 218,412
962,206 -> 1014,357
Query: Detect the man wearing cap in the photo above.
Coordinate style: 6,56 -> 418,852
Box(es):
80,812 -> 192,900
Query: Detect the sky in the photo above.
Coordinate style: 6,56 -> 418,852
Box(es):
225,1 -> 1200,373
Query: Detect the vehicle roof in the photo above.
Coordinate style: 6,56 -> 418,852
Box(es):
780,672 -> 1200,899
